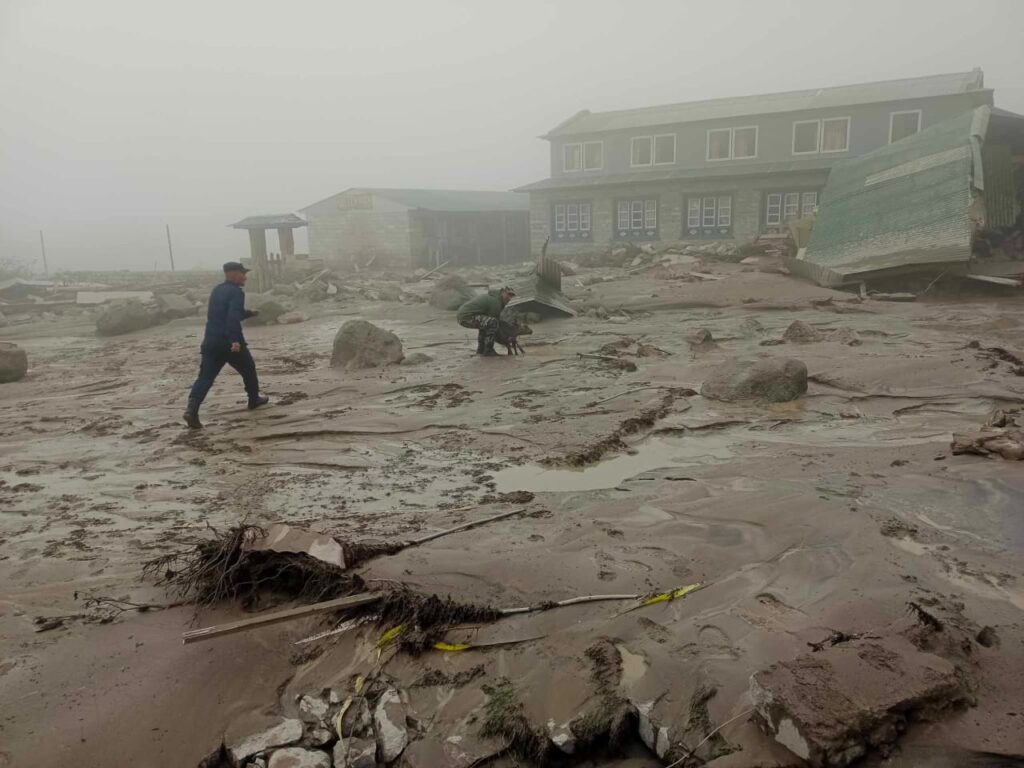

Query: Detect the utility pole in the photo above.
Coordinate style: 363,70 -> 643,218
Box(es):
165,224 -> 176,272
39,230 -> 49,276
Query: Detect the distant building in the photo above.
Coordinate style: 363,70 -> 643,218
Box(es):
300,188 -> 530,268
516,69 -> 993,255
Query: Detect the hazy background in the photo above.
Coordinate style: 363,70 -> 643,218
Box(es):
2,0 -> 1022,272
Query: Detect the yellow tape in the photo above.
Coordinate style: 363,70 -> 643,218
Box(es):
639,582 -> 703,607
354,675 -> 365,694
377,624 -> 406,647
335,696 -> 352,739
433,641 -> 472,652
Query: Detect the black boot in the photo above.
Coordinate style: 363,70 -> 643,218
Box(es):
183,397 -> 202,429
248,395 -> 269,410
481,343 -> 499,357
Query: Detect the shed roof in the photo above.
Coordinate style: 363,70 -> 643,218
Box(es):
545,70 -> 986,138
796,107 -> 991,286
301,188 -> 529,213
230,214 -> 307,230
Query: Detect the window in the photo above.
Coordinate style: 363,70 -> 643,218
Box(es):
631,137 -> 653,166
707,128 -> 732,161
685,195 -> 733,238
552,200 -> 593,242
821,117 -> 850,152
615,198 -> 658,239
733,126 -> 758,159
793,121 -> 820,154
890,110 -> 921,143
765,189 -> 821,228
654,134 -> 676,165
563,142 -> 602,171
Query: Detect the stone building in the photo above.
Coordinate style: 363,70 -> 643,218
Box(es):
515,70 -> 993,256
300,188 -> 529,268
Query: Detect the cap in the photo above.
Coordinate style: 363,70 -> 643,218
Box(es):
501,286 -> 516,295
223,261 -> 250,274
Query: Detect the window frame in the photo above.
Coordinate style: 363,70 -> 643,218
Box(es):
551,199 -> 593,242
562,143 -> 582,172
706,128 -> 733,162
615,197 -> 659,240
582,141 -> 603,171
889,109 -> 922,144
820,116 -> 851,154
563,141 -> 603,172
653,133 -> 676,165
792,120 -> 822,155
684,193 -> 734,239
731,125 -> 759,160
764,188 -> 821,229
630,136 -> 654,167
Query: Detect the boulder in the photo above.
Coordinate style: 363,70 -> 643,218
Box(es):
277,311 -> 307,325
558,260 -> 579,276
331,320 -> 404,370
228,718 -> 304,765
333,737 -> 376,768
0,342 -> 28,383
782,320 -> 824,343
0,309 -> 8,327
701,358 -> 808,403
95,299 -> 160,336
298,694 -> 330,724
401,352 -> 433,367
374,687 -> 409,763
429,275 -> 476,311
246,297 -> 288,326
267,747 -> 331,768
155,292 -> 195,319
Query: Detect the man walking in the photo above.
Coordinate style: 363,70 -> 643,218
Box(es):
183,261 -> 269,429
456,286 -> 515,357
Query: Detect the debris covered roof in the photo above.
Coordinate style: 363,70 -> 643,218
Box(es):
545,70 -> 987,137
230,214 -> 307,230
795,106 -> 994,286
302,188 -> 529,213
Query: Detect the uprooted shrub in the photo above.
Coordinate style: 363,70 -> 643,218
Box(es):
373,587 -> 503,655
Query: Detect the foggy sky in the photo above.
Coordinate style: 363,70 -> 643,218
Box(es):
2,0 -> 1022,272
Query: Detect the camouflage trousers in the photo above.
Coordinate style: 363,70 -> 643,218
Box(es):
459,314 -> 498,346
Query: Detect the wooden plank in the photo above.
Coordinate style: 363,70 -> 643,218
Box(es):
965,273 -> 1022,287
181,592 -> 381,645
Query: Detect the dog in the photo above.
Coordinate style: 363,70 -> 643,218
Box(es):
495,316 -> 533,356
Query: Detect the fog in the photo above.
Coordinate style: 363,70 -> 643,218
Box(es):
1,0 -> 1022,272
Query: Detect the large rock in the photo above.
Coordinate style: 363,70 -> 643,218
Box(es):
331,320 -> 404,370
267,747 -> 331,768
751,639 -> 967,767
0,342 -> 28,383
782,320 -> 824,343
228,718 -> 304,765
701,357 -> 807,403
374,687 -> 409,763
429,275 -> 476,311
155,292 -> 195,319
246,296 -> 288,326
0,309 -> 8,327
95,299 -> 160,336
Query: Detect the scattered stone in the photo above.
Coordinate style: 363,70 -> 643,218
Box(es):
640,243 -> 657,255
267,746 -> 331,768
782,320 -> 824,343
401,351 -> 433,366
976,626 -> 999,648
277,311 -> 307,325
374,687 -> 409,763
333,736 -> 376,768
701,357 -> 808,403
607,315 -> 630,324
687,328 -> 715,349
429,275 -> 476,311
298,694 -> 330,724
740,317 -> 764,336
829,327 -> 862,346
246,297 -> 288,326
331,320 -> 404,370
95,299 -> 160,336
558,260 -> 578,276
750,639 -> 967,767
228,718 -> 304,765
548,720 -> 576,755
155,292 -> 195,319
636,701 -> 672,759
951,428 -> 1024,460
0,309 -> 7,327
0,342 -> 28,383
303,727 -> 333,748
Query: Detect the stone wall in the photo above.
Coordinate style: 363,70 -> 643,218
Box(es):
306,194 -> 414,267
529,171 -> 829,258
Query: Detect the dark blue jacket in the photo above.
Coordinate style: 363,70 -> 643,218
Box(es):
201,281 -> 247,348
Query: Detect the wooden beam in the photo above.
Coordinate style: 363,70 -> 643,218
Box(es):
181,592 -> 381,645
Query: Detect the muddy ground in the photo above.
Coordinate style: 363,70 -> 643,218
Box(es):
1,261 -> 1023,767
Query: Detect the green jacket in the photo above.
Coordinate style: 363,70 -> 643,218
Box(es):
456,291 -> 503,324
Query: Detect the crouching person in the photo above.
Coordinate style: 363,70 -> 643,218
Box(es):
456,286 -> 515,357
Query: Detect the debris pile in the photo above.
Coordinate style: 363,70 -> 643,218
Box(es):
952,408 -> 1024,460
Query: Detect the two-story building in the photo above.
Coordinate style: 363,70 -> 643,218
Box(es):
516,70 -> 993,256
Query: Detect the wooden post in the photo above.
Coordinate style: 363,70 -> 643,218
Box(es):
39,230 -> 49,276
248,229 -> 268,293
277,227 -> 295,261
165,224 -> 176,272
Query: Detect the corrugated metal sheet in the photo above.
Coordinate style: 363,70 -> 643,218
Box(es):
546,70 -> 986,137
798,107 -> 988,285
230,214 -> 306,229
982,144 -> 1019,229
301,188 -> 528,213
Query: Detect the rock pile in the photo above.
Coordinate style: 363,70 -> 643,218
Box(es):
95,299 -> 161,336
331,320 -> 404,370
701,357 -> 808,402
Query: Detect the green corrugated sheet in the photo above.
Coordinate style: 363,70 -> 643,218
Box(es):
982,144 -> 1019,229
798,107 -> 988,286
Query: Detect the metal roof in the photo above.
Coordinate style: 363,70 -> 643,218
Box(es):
545,70 -> 987,138
301,188 -> 528,213
796,107 -> 992,286
230,214 -> 307,230
514,158 -> 834,193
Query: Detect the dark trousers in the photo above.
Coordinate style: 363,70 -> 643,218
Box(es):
458,314 -> 498,347
188,343 -> 260,404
